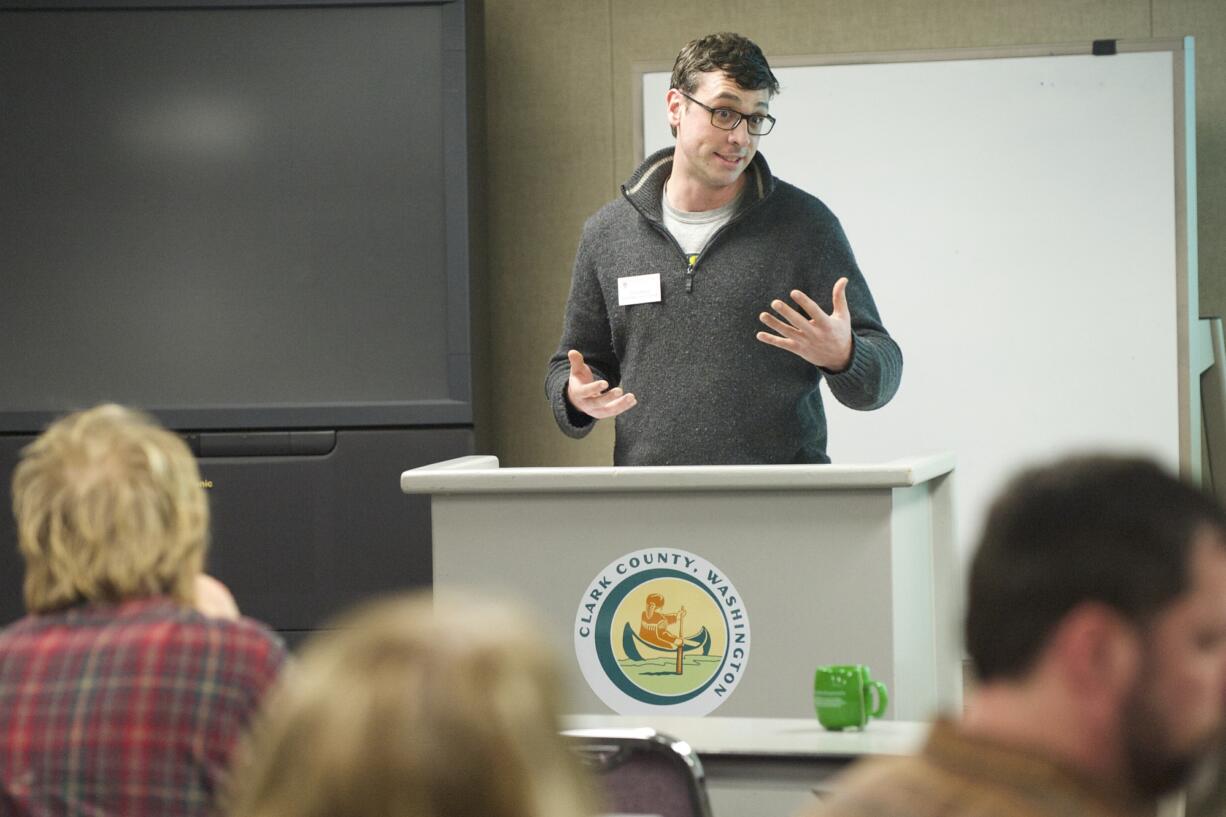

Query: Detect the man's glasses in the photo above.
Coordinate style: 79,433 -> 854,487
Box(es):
678,90 -> 776,136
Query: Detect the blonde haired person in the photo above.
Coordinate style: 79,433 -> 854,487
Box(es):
0,404 -> 286,817
226,591 -> 597,817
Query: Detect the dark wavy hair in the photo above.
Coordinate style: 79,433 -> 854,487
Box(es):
966,454 -> 1226,682
669,32 -> 780,97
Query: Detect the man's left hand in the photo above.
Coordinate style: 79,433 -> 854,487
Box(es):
756,277 -> 853,371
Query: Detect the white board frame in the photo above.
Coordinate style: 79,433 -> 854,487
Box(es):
634,39 -> 1198,557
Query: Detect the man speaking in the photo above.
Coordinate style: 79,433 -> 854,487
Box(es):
545,33 -> 901,465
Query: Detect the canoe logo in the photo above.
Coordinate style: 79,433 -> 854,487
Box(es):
574,548 -> 750,715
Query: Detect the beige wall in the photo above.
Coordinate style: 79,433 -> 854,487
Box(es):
482,0 -> 1226,467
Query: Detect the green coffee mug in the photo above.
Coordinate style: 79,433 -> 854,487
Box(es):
813,664 -> 889,731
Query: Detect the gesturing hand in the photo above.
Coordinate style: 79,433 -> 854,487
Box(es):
193,574 -> 240,620
566,349 -> 638,419
756,277 -> 853,371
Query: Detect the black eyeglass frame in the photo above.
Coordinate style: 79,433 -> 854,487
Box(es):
677,90 -> 777,136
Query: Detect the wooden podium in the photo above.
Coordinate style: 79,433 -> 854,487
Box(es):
401,454 -> 961,720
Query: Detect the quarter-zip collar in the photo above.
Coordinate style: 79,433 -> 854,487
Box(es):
621,147 -> 776,225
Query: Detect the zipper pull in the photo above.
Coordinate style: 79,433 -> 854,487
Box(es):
685,254 -> 697,294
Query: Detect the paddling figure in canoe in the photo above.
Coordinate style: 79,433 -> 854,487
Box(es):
639,592 -> 686,649
624,592 -> 712,668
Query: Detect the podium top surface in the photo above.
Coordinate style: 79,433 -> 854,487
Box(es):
561,714 -> 929,758
400,453 -> 955,495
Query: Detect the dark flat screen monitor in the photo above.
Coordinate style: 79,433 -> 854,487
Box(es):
0,0 -> 473,432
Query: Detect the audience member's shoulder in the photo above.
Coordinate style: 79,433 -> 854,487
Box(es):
809,755 -> 946,817
187,574 -> 287,663
195,608 -> 287,657
186,612 -> 289,701
0,612 -> 48,659
0,599 -> 286,677
0,611 -> 43,639
130,600 -> 290,681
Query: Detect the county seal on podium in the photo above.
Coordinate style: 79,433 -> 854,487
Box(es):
574,547 -> 751,715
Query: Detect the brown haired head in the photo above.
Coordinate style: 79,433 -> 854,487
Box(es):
225,591 -> 597,817
966,453 -> 1226,682
670,32 -> 779,97
11,403 -> 207,613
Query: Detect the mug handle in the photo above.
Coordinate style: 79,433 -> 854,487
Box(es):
868,680 -> 889,718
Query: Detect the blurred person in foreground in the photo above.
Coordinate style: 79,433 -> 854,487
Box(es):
224,591 -> 597,817
0,404 -> 286,817
808,454 -> 1226,817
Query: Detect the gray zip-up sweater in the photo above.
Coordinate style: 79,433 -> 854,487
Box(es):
545,147 -> 902,465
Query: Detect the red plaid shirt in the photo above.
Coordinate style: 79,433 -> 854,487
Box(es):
0,597 -> 286,817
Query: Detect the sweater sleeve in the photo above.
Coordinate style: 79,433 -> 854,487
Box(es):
544,222 -> 621,438
823,328 -> 903,411
816,218 -> 903,411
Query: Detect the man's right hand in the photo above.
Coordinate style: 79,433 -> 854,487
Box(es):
566,349 -> 637,419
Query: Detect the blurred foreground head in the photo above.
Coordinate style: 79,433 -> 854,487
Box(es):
226,591 -> 596,817
12,403 -> 207,613
967,453 -> 1226,797
967,454 -> 1226,681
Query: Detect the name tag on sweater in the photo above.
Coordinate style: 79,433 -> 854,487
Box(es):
617,273 -> 661,306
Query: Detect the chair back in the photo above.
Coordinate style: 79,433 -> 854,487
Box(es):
563,727 -> 714,817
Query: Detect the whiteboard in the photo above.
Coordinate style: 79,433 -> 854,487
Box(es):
639,42 -> 1196,558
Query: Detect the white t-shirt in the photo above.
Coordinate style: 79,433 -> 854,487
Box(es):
661,186 -> 740,258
